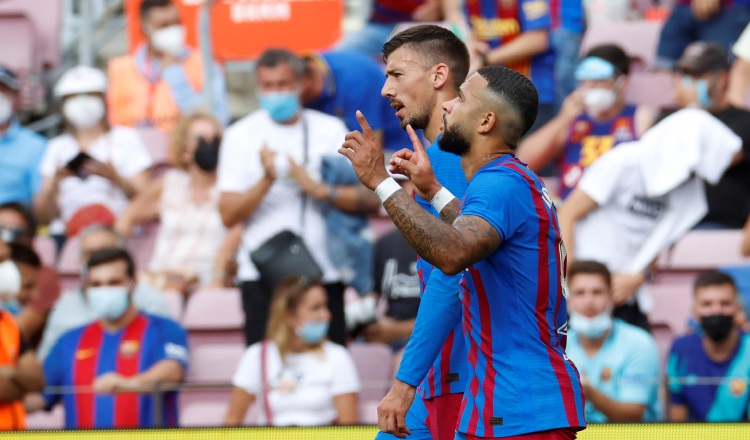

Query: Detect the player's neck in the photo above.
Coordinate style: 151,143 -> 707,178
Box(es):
461,142 -> 514,181
702,329 -> 740,363
101,306 -> 138,332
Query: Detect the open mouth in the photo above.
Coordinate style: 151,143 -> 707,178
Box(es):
390,101 -> 405,117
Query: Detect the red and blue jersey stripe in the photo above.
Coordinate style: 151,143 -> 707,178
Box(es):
43,313 -> 188,429
455,155 -> 585,437
370,0 -> 427,24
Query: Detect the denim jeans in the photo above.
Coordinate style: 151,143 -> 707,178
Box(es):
551,27 -> 583,111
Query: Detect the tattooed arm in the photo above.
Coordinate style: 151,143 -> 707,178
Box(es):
438,198 -> 462,224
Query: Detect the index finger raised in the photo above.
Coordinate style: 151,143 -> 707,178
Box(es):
406,125 -> 426,155
356,110 -> 375,140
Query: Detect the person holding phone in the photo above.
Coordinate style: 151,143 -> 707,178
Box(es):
34,66 -> 153,233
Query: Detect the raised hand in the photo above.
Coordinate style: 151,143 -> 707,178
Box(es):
390,125 -> 441,201
339,110 -> 390,190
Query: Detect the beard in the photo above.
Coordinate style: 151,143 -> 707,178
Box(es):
438,117 -> 471,156
397,95 -> 434,131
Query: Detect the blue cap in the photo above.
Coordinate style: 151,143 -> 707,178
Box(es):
574,57 -> 616,81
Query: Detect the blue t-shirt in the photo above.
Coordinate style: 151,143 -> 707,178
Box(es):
551,0 -> 585,33
455,155 -> 585,438
668,331 -> 750,421
305,51 -> 412,153
567,319 -> 661,422
43,313 -> 189,429
0,119 -> 47,205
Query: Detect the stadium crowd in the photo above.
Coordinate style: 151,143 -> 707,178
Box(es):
0,0 -> 749,432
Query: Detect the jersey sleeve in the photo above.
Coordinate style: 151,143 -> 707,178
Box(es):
330,346 -> 361,396
217,123 -> 262,193
576,151 -> 625,205
232,343 -> 262,395
618,333 -> 660,405
42,337 -> 67,408
458,169 -> 528,242
396,268 -> 462,387
156,319 -> 190,371
520,0 -> 551,31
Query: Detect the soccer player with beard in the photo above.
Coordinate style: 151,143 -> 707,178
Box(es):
374,25 -> 471,440
341,66 -> 586,439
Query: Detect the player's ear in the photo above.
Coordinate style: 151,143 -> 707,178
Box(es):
432,63 -> 450,90
477,111 -> 496,135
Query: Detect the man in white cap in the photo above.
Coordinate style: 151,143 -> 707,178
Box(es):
0,65 -> 47,207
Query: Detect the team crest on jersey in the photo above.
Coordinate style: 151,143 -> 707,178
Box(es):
120,340 -> 140,357
613,118 -> 634,142
600,367 -> 612,382
730,378 -> 747,397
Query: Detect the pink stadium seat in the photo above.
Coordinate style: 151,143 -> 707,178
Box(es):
349,343 -> 393,404
369,213 -> 396,240
668,230 -> 749,269
33,236 -> 57,267
56,236 -> 80,276
625,71 -> 676,108
651,323 -> 675,367
137,127 -> 172,168
0,15 -> 38,73
580,21 -> 663,70
25,404 -> 65,430
359,399 -> 380,425
161,289 -> 184,322
127,223 -> 159,273
0,0 -> 62,67
179,398 -> 258,427
647,282 -> 694,335
183,288 -> 244,331
187,343 -> 246,383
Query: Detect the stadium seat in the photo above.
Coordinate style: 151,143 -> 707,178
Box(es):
127,222 -> 159,273
0,0 -> 62,68
187,343 -> 245,383
55,236 -> 82,291
33,236 -> 57,267
25,404 -> 65,430
179,399 -> 258,427
647,282 -> 694,335
651,323 -> 675,368
137,127 -> 172,175
625,71 -> 676,108
183,288 -> 245,349
667,230 -> 749,269
580,21 -> 663,70
161,289 -> 184,322
349,343 -> 393,406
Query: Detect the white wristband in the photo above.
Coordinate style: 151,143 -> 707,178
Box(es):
374,177 -> 401,203
430,186 -> 456,214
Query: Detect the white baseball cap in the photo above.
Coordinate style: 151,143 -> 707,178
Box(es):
54,66 -> 107,98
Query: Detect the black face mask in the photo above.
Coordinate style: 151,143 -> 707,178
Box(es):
194,136 -> 221,171
700,314 -> 735,342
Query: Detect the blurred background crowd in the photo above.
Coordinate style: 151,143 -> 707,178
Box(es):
0,0 -> 750,431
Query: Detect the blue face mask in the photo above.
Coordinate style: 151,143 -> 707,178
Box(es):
259,91 -> 300,122
682,75 -> 714,109
296,320 -> 330,345
0,299 -> 22,316
87,286 -> 131,321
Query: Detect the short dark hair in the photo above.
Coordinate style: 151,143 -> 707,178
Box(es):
584,44 -> 631,76
140,0 -> 174,18
694,271 -> 737,296
567,260 -> 612,288
476,66 -> 538,147
9,243 -> 41,269
0,202 -> 37,238
382,25 -> 470,91
86,248 -> 136,279
256,48 -> 305,79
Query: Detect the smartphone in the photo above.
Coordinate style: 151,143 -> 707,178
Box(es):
65,152 -> 94,178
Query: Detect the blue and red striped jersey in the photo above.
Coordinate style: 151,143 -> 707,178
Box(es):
43,313 -> 189,429
558,105 -> 638,199
465,0 -> 556,104
371,0 -> 426,24
454,155 -> 585,438
549,0 -> 584,33
414,140 -> 469,399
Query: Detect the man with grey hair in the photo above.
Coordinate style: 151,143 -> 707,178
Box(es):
36,225 -> 171,359
218,48 -> 374,346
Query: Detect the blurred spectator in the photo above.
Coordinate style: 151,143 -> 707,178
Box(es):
667,271 -> 749,422
36,225 -> 171,361
551,0 -> 585,109
225,276 -> 359,426
0,202 -> 61,346
728,22 -> 750,108
301,51 -> 412,153
661,42 -> 750,229
520,45 -> 654,198
336,0 -> 443,57
565,260 -> 660,422
446,0 -> 557,131
583,0 -> 642,25
107,0 -> 229,132
218,49 -> 375,346
559,109 -> 742,331
116,112 -> 242,295
0,66 -> 47,206
26,248 -> 188,428
34,66 -> 153,233
656,0 -> 750,71
0,245 -> 45,431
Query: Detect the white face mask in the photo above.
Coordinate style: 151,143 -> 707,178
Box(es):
583,88 -> 618,117
569,310 -> 612,339
87,286 -> 131,321
0,260 -> 21,297
63,95 -> 105,129
151,24 -> 186,57
0,92 -> 12,125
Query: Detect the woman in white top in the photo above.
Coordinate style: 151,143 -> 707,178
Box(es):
35,66 -> 152,228
225,276 -> 360,426
116,112 -> 242,292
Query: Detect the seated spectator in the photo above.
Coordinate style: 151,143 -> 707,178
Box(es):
225,276 -> 359,426
446,0 -> 557,130
116,112 -> 242,294
667,271 -> 750,422
519,44 -> 654,199
659,42 -> 750,229
0,202 -> 61,345
0,246 -> 45,431
26,248 -> 188,428
559,109 -> 741,331
108,0 -> 229,132
565,260 -> 660,422
728,22 -> 750,108
218,49 -> 377,346
0,66 -> 47,206
656,0 -> 750,71
34,66 -> 153,232
336,0 -> 443,58
36,225 -> 171,360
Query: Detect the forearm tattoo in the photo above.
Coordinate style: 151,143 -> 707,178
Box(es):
438,199 -> 462,225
